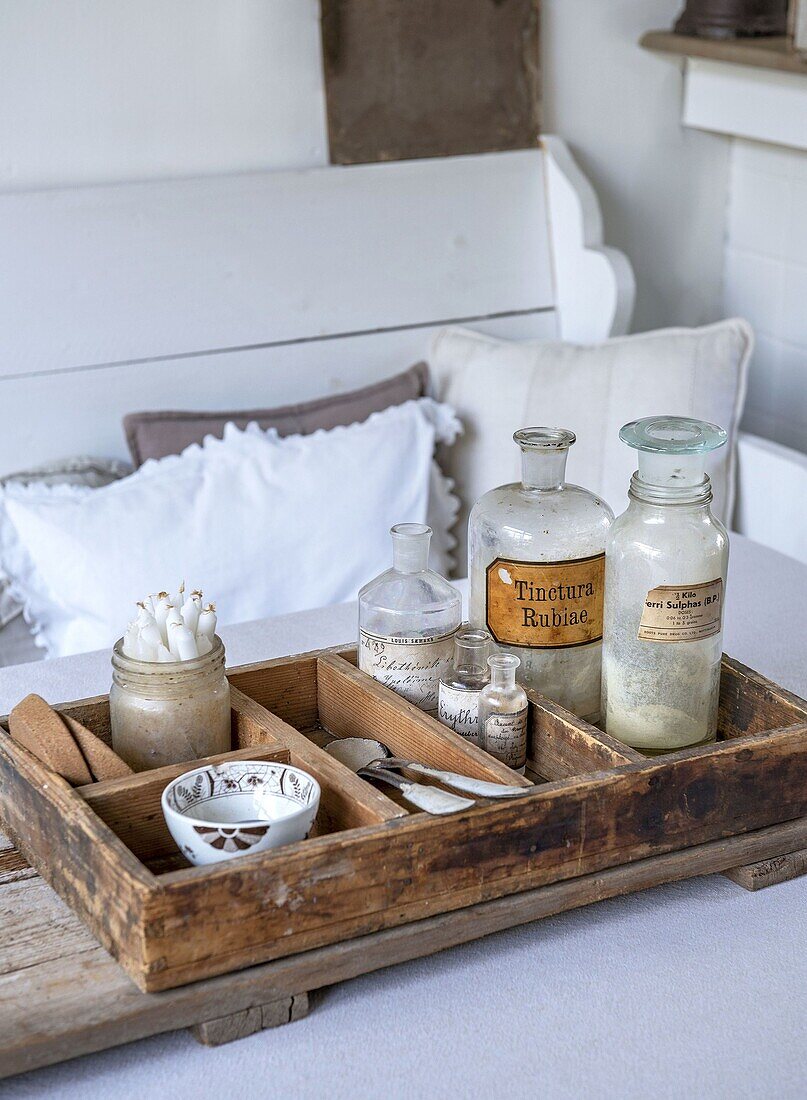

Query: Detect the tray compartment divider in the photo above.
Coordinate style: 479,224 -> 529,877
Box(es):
316,652 -> 532,788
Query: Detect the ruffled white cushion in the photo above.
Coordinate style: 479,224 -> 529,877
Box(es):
0,398 -> 461,658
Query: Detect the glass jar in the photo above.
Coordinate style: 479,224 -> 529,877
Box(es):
110,635 -> 231,771
601,416 -> 729,754
358,523 -> 462,714
479,654 -> 529,773
438,627 -> 492,744
468,427 -> 613,721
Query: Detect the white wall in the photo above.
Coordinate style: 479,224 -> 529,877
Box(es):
541,0 -> 731,334
0,0 -> 328,190
724,138 -> 807,454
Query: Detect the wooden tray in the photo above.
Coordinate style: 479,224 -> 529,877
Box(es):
1,647 -> 806,1003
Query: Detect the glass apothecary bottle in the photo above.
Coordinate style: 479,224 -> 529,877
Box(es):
479,654 -> 529,773
359,523 -> 462,714
438,626 -> 491,744
110,636 -> 231,771
468,428 -> 613,721
601,416 -> 729,754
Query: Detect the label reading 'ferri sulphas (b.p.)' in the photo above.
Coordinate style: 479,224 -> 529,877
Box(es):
485,554 -> 605,649
359,629 -> 456,713
638,579 -> 723,643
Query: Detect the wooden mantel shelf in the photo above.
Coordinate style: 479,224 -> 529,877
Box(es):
641,30 -> 807,153
641,30 -> 807,76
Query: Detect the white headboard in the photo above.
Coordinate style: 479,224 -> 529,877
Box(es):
0,136 -> 634,474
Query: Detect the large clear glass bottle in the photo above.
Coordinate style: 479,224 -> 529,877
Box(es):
479,654 -> 529,773
437,627 -> 491,744
601,416 -> 729,754
468,428 -> 613,721
358,523 -> 462,715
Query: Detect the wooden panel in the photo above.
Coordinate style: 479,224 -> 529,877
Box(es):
142,725 -> 807,990
2,814 -> 806,1078
526,689 -> 640,779
0,152 -> 554,380
718,655 -> 807,739
0,312 -> 557,474
229,686 -> 405,830
316,653 -> 532,788
80,744 -> 291,865
683,58 -> 807,153
322,0 -> 540,163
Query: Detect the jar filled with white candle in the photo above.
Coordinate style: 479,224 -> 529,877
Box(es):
601,416 -> 729,754
111,587 -> 230,770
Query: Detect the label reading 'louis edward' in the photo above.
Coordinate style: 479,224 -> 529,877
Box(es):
359,629 -> 456,713
438,683 -> 481,744
483,707 -> 528,771
638,579 -> 723,643
485,554 -> 605,649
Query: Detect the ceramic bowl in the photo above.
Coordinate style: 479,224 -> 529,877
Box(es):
161,760 -> 320,866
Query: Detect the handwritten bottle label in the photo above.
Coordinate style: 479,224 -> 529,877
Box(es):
438,683 -> 482,744
485,554 -> 605,649
359,629 -> 456,713
638,579 -> 723,643
484,707 -> 528,770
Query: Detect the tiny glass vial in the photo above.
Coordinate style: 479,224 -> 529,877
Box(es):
601,416 -> 729,754
110,636 -> 231,771
438,627 -> 491,744
358,523 -> 462,714
478,654 -> 529,773
468,427 -> 613,721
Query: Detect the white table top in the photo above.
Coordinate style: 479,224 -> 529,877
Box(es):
2,534 -> 807,1099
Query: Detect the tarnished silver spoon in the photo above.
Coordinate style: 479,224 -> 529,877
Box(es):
325,736 -> 532,800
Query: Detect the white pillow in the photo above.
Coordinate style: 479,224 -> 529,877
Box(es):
430,320 -> 752,572
0,398 -> 460,658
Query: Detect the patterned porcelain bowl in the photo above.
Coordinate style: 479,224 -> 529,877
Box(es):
161,760 -> 321,866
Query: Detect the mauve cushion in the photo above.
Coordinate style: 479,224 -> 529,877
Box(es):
123,363 -> 430,466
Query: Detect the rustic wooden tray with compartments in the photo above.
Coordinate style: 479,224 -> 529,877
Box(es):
1,645 -> 807,1076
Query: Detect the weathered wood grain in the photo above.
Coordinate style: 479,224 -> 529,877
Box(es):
2,814 -> 807,1079
190,993 -> 309,1046
317,652 -> 532,788
719,655 -> 807,739
526,688 -> 641,779
138,723 -> 807,991
229,685 -> 405,830
79,744 -> 291,865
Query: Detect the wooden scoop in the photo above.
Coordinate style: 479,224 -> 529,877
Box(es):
58,712 -> 133,782
9,694 -> 93,785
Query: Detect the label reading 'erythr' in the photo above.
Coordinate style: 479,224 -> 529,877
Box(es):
485,554 -> 605,649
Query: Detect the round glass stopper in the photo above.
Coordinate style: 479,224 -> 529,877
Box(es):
619,416 -> 727,455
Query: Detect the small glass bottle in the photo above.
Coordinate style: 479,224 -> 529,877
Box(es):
438,627 -> 491,744
601,416 -> 729,754
468,427 -> 613,721
110,636 -> 231,771
479,654 -> 529,773
358,523 -> 462,714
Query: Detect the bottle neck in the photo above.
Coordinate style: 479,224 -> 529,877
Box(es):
629,472 -> 713,508
391,523 -> 431,574
520,447 -> 569,491
488,654 -> 519,690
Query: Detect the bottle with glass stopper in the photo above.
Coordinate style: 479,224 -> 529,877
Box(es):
601,416 -> 729,754
478,654 -> 529,773
468,427 -> 613,721
438,627 -> 492,744
359,523 -> 462,715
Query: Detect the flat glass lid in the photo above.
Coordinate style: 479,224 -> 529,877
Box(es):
619,416 -> 727,455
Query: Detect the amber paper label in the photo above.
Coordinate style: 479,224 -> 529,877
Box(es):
359,629 -> 456,713
483,708 -> 528,770
637,579 -> 724,643
485,554 -> 605,649
438,684 -> 481,744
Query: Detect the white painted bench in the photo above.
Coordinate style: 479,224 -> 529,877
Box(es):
0,134 -> 802,567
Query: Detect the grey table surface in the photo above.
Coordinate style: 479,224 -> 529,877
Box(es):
1,534 -> 806,1099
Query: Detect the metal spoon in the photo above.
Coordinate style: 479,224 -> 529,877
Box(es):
357,766 -> 475,815
325,736 -> 533,799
